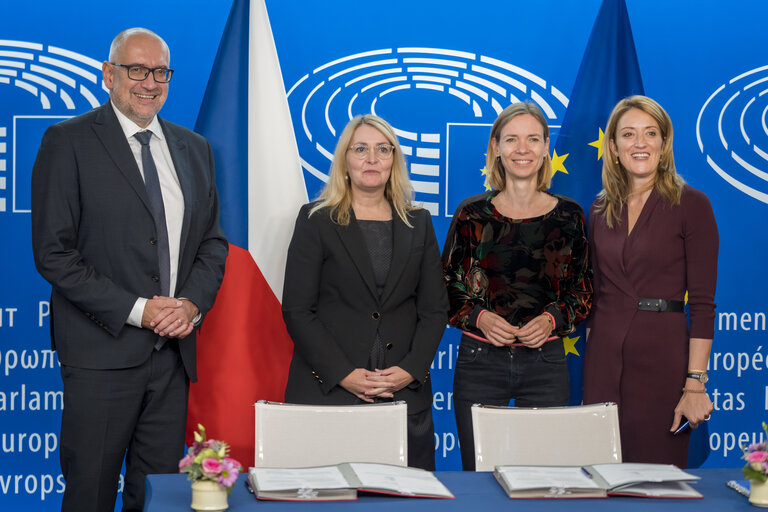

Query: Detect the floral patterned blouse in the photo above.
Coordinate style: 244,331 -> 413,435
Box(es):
441,191 -> 592,338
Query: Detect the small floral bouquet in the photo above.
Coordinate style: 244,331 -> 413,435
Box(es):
179,424 -> 243,493
742,422 -> 768,483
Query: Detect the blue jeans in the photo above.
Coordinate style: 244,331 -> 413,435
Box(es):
453,334 -> 569,470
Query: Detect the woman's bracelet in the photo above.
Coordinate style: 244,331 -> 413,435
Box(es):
542,312 -> 556,331
476,309 -> 487,328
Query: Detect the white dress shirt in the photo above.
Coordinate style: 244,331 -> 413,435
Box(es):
109,101 -> 186,327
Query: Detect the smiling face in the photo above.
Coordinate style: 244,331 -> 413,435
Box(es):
610,107 -> 664,183
345,124 -> 393,196
103,33 -> 169,128
491,113 -> 549,184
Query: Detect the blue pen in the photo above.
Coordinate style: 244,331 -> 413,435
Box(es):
674,420 -> 690,435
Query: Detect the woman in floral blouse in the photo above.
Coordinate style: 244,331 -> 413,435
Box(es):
442,102 -> 592,470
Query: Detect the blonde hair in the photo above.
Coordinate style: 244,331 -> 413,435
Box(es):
485,102 -> 552,192
596,95 -> 684,228
310,114 -> 415,226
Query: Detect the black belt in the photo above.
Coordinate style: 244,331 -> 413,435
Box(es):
637,298 -> 685,312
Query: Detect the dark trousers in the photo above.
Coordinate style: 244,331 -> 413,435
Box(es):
408,407 -> 436,471
452,335 -> 569,470
364,397 -> 435,470
59,340 -> 188,512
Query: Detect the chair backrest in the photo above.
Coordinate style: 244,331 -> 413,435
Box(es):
471,402 -> 622,471
253,401 -> 408,468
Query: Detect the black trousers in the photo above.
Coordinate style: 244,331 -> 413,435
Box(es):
408,406 -> 436,471
59,340 -> 188,512
452,335 -> 569,470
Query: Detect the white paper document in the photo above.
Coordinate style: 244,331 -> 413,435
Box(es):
250,466 -> 349,491
496,466 -> 601,490
589,463 -> 700,488
349,462 -> 452,496
247,463 -> 454,501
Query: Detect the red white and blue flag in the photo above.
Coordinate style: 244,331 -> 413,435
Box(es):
186,0 -> 306,466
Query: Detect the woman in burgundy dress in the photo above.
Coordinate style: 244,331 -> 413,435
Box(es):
583,96 -> 718,467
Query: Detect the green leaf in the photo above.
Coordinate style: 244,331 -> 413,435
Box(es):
743,465 -> 768,483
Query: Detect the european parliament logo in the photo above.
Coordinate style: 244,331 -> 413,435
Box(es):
697,65 -> 768,205
0,40 -> 106,213
286,47 -> 568,217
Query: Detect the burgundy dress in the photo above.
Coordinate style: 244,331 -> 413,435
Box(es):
582,185 -> 718,467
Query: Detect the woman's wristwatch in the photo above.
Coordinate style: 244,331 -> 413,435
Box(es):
686,370 -> 709,384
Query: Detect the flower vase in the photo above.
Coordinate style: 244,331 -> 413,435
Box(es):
190,480 -> 228,512
750,480 -> 768,507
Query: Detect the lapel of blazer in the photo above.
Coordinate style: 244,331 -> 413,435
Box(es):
159,118 -> 193,274
92,103 -> 153,215
380,210 -> 413,304
627,186 -> 661,241
334,210 -> 379,301
618,187 -> 662,295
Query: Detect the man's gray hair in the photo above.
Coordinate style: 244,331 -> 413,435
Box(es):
108,28 -> 170,62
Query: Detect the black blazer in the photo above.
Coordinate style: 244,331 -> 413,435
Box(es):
282,203 -> 448,413
30,103 -> 228,381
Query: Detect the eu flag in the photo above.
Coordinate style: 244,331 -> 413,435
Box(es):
551,0 -> 644,209
549,0 -> 643,408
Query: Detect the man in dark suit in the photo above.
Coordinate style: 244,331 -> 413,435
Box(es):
30,28 -> 227,512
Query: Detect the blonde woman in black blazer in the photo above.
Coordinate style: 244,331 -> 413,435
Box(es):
282,114 -> 448,470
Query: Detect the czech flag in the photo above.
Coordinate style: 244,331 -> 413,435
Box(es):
185,0 -> 307,466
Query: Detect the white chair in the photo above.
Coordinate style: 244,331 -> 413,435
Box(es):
253,400 -> 408,468
471,402 -> 622,471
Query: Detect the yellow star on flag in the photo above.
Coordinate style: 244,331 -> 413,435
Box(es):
588,127 -> 605,160
551,149 -> 568,177
563,335 -> 580,357
479,154 -> 492,191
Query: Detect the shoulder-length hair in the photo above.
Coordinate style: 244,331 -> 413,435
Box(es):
310,114 -> 415,226
596,95 -> 685,228
485,102 -> 552,192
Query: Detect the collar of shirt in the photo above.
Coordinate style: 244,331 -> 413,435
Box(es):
110,100 -> 165,143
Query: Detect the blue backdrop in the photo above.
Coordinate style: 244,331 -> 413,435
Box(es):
1,1 -> 767,510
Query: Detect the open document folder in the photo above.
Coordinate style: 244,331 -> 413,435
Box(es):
494,463 -> 702,499
247,462 -> 455,501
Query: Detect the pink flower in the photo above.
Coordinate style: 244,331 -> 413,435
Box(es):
223,457 -> 242,470
220,466 -> 240,486
748,451 -> 768,463
201,458 -> 223,478
218,468 -> 239,488
216,458 -> 242,488
178,453 -> 195,470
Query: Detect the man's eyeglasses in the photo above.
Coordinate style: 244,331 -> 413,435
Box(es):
111,63 -> 174,83
347,144 -> 395,160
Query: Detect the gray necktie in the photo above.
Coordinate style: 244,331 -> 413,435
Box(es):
134,130 -> 170,349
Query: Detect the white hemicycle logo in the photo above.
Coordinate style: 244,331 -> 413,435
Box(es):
0,39 -> 107,213
286,47 -> 568,216
697,65 -> 768,204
